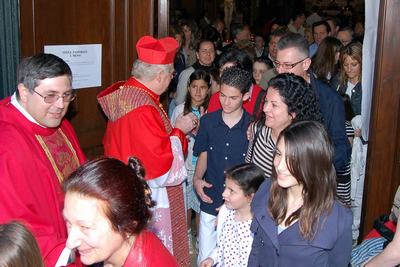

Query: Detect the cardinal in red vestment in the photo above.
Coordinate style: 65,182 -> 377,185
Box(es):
98,36 -> 198,266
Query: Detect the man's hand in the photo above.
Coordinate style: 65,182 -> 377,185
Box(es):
191,106 -> 206,136
175,112 -> 198,134
247,121 -> 255,140
200,257 -> 214,267
194,177 -> 213,204
354,128 -> 362,137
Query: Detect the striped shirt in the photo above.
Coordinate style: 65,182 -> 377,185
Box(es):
246,124 -> 275,178
336,120 -> 353,206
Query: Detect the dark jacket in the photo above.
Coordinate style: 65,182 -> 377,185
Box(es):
248,180 -> 353,267
338,82 -> 362,116
310,75 -> 352,172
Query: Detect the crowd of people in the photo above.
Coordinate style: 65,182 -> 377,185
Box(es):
0,3 -> 399,267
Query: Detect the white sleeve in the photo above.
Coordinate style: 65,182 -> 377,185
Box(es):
208,204 -> 230,264
175,67 -> 194,105
170,103 -> 185,127
147,136 -> 187,208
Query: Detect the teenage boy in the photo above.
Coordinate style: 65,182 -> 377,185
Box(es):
193,67 -> 252,264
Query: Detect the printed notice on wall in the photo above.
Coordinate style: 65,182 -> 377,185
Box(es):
44,44 -> 102,89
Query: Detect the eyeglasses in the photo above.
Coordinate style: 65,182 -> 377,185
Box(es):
165,69 -> 176,78
273,58 -> 307,70
33,89 -> 76,104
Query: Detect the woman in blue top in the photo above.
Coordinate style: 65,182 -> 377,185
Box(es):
248,121 -> 352,267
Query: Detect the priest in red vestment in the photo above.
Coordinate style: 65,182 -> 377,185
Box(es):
98,36 -> 197,266
0,54 -> 86,267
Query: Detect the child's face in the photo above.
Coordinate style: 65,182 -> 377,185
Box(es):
253,62 -> 268,85
219,84 -> 248,115
222,178 -> 252,211
188,79 -> 209,106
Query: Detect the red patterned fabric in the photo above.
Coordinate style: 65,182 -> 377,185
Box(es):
98,78 -> 188,179
167,185 -> 190,266
0,97 -> 86,267
98,78 -> 189,265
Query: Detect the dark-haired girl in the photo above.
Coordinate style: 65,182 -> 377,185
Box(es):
200,163 -> 264,267
248,121 -> 352,266
171,69 -> 211,244
0,221 -> 44,267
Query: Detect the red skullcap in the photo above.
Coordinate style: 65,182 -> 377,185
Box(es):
136,36 -> 179,65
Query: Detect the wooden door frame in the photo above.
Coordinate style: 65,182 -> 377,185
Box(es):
361,0 -> 400,236
157,0 -> 169,38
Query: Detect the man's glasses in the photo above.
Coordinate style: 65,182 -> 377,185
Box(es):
165,69 -> 176,78
273,58 -> 307,70
33,89 -> 76,104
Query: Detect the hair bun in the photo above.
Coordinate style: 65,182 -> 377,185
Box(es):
127,157 -> 146,179
127,157 -> 155,209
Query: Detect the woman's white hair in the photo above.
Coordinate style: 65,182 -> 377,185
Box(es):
131,60 -> 172,82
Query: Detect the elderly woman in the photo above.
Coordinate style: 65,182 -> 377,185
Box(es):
62,157 -> 178,267
246,73 -> 322,177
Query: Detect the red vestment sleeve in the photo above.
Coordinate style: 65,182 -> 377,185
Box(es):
104,105 -> 176,180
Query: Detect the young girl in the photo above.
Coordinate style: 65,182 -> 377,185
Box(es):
252,57 -> 272,86
200,163 -> 265,267
171,69 -> 211,247
248,121 -> 352,267
0,221 -> 44,267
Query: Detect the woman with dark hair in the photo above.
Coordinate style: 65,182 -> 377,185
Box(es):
62,157 -> 178,267
248,121 -> 352,266
0,221 -> 44,267
311,36 -> 343,88
179,20 -> 198,67
167,26 -> 187,117
246,73 -> 322,178
217,48 -> 254,74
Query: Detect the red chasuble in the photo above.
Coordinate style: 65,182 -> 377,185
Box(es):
98,78 -> 190,266
98,77 -> 187,178
0,97 -> 86,267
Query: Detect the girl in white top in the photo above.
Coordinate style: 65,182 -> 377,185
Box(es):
171,69 -> 211,238
200,163 -> 264,267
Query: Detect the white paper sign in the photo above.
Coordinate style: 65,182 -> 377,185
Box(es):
44,44 -> 102,89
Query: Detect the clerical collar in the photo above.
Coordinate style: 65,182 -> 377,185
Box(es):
11,92 -> 46,128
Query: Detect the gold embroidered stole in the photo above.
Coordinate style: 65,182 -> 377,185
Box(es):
35,129 -> 80,183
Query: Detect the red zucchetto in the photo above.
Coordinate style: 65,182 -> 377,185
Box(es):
136,36 -> 179,65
